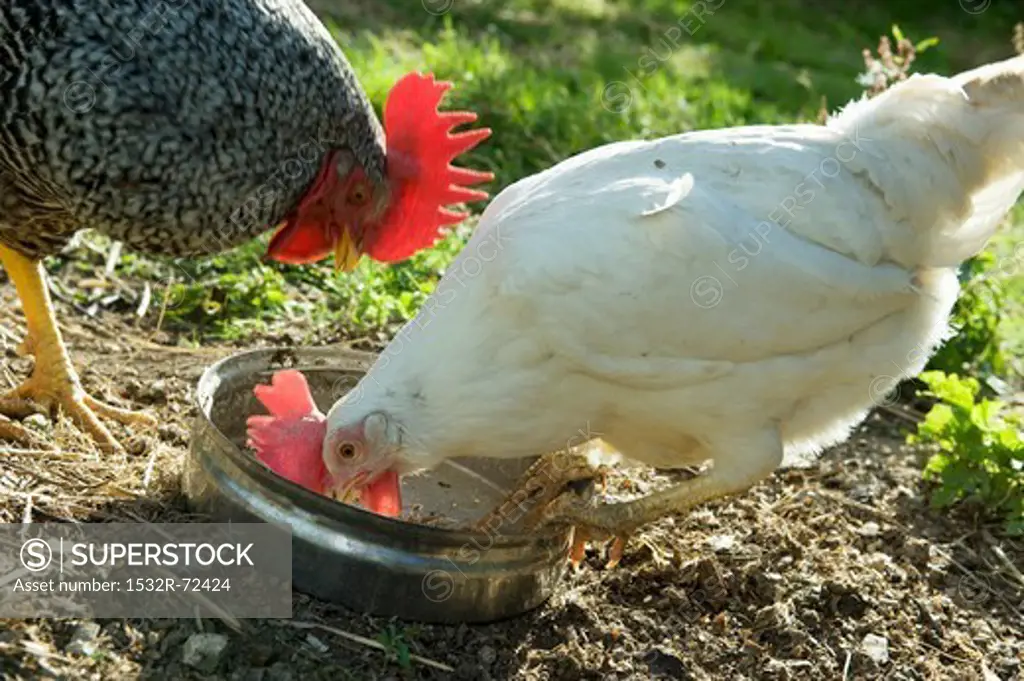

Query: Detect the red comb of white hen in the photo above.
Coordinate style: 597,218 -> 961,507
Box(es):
246,370 -> 328,494
245,370 -> 403,518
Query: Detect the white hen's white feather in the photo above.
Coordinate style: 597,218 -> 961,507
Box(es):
328,55 -> 1024,476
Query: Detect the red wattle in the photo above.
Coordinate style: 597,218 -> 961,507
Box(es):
265,151 -> 340,265
266,220 -> 334,265
360,470 -> 402,517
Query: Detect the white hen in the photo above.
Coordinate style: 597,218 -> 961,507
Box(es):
320,55 -> 1024,558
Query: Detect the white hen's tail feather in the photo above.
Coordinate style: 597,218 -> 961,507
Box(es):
828,55 -> 1024,269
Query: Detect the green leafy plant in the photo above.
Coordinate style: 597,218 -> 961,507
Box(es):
910,371 -> 1023,535
376,624 -> 413,670
927,253 -> 1009,380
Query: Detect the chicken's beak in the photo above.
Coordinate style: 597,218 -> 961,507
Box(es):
331,472 -> 367,504
333,228 -> 362,273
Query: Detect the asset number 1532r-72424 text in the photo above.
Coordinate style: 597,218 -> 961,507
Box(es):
125,578 -> 231,592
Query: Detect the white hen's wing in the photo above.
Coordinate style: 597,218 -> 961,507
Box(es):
474,127 -> 921,390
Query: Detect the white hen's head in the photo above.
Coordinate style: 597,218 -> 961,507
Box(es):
322,410 -> 398,494
321,359 -> 445,507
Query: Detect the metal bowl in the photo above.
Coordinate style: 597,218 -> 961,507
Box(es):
182,346 -> 575,623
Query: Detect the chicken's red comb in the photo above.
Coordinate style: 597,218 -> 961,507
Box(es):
363,72 -> 495,262
246,370 -> 328,494
251,370 -> 321,419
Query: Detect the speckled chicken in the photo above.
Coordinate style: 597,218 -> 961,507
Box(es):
0,0 -> 493,450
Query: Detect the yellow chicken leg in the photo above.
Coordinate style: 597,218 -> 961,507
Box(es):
474,448 -> 609,569
541,432 -> 784,569
0,244 -> 156,451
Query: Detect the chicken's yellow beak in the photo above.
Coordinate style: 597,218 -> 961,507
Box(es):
333,229 -> 362,273
330,472 -> 367,506
333,482 -> 361,505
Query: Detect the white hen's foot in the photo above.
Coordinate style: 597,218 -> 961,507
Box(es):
541,429 -> 785,569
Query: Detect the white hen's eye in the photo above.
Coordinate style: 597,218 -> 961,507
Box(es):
337,442 -> 359,460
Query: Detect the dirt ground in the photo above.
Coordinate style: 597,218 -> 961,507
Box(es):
1,282 -> 1023,681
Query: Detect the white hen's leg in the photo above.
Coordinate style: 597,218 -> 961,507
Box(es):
476,446 -> 617,568
542,428 -> 784,567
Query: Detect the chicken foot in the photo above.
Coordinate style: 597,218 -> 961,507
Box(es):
473,448 -> 608,567
539,431 -> 784,568
0,245 -> 156,452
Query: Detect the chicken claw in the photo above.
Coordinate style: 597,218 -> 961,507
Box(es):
567,527 -> 590,568
541,490 -> 633,569
563,526 -> 632,570
541,452 -> 780,568
0,375 -> 156,453
0,244 -> 156,453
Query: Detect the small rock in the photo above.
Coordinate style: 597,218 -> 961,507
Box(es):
478,644 -> 497,665
705,534 -> 735,552
753,603 -> 793,632
23,413 -> 51,432
158,424 -> 186,444
304,634 -> 328,654
861,634 -> 889,664
856,521 -> 881,537
66,622 -> 102,656
752,571 -> 784,602
182,633 -> 229,674
865,552 -> 892,569
848,484 -> 879,503
144,379 -> 168,402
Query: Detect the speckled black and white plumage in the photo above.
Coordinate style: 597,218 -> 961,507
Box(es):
0,0 -> 385,260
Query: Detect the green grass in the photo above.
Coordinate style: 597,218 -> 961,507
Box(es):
58,0 -> 1024,372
